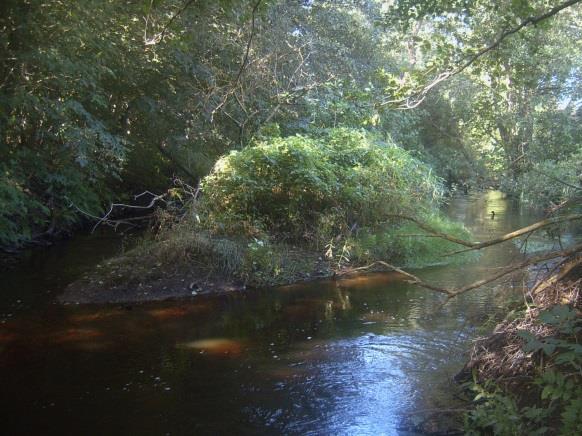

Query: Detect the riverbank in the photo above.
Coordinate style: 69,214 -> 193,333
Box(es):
59,238 -> 337,304
458,259 -> 582,434
58,258 -> 247,304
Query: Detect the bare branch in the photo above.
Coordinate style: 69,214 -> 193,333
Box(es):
69,178 -> 200,233
445,214 -> 582,255
385,214 -> 582,256
211,0 -> 262,119
337,260 -> 456,295
338,243 -> 582,299
445,243 -> 582,298
530,252 -> 582,295
452,0 -> 581,77
234,0 -> 262,86
92,192 -> 167,232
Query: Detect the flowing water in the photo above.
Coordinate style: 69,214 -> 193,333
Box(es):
0,191 -> 549,435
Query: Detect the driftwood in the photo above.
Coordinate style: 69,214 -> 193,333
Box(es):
337,243 -> 582,298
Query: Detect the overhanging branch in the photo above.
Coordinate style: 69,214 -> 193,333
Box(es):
338,243 -> 582,299
386,214 -> 582,255
388,0 -> 582,109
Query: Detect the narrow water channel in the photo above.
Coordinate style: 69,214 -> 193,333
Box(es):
0,191 -> 544,435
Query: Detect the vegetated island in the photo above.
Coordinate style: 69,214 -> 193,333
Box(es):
60,128 -> 472,304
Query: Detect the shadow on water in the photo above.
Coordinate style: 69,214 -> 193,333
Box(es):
0,191 -> 546,435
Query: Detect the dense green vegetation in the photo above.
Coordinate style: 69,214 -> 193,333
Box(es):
131,128 -> 470,287
202,128 -> 442,241
3,0 -> 579,249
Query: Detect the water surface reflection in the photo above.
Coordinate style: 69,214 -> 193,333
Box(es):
0,191 -> 542,435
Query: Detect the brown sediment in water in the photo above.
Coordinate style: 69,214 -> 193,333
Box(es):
69,310 -> 124,323
52,328 -> 104,343
0,331 -> 18,343
176,338 -> 245,356
147,306 -> 196,320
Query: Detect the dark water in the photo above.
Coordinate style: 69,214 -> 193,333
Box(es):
0,192 -> 543,435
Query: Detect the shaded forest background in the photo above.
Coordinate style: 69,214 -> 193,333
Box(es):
1,0 -> 581,249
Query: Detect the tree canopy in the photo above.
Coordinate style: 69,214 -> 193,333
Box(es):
1,0 -> 581,248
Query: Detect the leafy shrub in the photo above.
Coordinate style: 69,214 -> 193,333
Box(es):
465,304 -> 582,435
510,151 -> 582,209
201,128 -> 444,245
0,156 -> 109,248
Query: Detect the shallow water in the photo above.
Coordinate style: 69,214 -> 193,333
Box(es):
0,191 -> 544,435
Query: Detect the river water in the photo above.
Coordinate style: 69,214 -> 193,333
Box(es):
0,191 -> 547,435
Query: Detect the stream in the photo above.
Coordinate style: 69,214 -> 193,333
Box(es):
0,191 -> 550,435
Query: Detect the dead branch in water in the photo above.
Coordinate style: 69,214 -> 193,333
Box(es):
530,252 -> 582,296
387,214 -> 582,256
338,243 -> 582,300
338,260 -> 456,295
445,214 -> 582,256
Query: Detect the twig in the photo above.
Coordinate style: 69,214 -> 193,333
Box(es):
91,192 -> 167,232
211,0 -> 262,120
69,201 -> 155,231
234,0 -> 262,86
144,0 -> 197,45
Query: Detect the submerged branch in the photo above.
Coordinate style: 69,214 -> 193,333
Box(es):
338,243 -> 582,300
337,260 -> 456,295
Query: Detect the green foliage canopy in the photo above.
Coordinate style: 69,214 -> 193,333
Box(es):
202,128 -> 444,242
